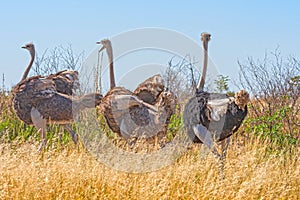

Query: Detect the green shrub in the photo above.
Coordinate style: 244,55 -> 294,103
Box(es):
244,106 -> 298,153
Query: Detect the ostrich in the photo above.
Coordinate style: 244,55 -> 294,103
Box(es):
13,43 -> 102,151
133,74 -> 165,105
20,43 -> 81,143
183,33 -> 249,177
96,39 -> 176,142
21,43 -> 80,95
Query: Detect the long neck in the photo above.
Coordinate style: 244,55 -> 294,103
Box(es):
197,40 -> 208,91
73,92 -> 102,112
21,49 -> 35,81
107,44 -> 115,89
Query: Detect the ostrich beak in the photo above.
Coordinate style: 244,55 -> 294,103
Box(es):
96,42 -> 105,52
21,46 -> 26,49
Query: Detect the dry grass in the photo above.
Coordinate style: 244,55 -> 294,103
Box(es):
1,93 -> 299,199
0,137 -> 299,200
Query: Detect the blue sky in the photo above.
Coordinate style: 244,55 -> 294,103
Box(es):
1,1 -> 299,90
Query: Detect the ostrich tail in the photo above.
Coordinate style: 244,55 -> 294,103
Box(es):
134,74 -> 164,105
234,90 -> 250,110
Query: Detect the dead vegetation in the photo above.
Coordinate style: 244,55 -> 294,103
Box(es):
0,47 -> 299,199
0,136 -> 299,199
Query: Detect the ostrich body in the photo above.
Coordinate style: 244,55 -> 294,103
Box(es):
47,70 -> 79,96
12,43 -> 102,151
184,91 -> 249,144
183,33 -> 249,178
13,76 -> 101,125
18,44 -> 81,142
97,39 -> 176,141
133,74 -> 164,105
20,43 -> 79,96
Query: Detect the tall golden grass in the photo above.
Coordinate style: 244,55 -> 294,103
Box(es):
1,92 -> 299,199
0,135 -> 299,199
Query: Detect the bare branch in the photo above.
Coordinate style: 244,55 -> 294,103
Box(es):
32,44 -> 84,77
238,48 -> 300,137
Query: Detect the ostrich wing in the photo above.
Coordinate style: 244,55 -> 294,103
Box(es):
207,97 -> 234,106
31,107 -> 46,132
112,94 -> 158,113
193,123 -> 232,159
117,106 -> 165,139
207,97 -> 234,121
104,93 -> 166,139
192,124 -> 214,149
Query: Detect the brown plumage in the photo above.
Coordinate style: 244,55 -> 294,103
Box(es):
12,43 -> 102,151
133,74 -> 164,105
99,86 -> 176,139
99,86 -> 133,134
97,39 -> 176,141
13,76 -> 102,125
47,70 -> 80,96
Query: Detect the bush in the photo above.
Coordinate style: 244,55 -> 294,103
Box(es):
238,49 -> 299,149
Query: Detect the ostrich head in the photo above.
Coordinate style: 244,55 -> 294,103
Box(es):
22,43 -> 35,57
96,39 -> 115,89
97,39 -> 111,52
201,32 -> 211,49
201,32 -> 211,47
21,43 -> 36,81
234,90 -> 250,110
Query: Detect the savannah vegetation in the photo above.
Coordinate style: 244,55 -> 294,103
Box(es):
0,46 -> 299,199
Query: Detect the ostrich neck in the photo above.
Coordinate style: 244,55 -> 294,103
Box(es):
73,93 -> 101,113
21,50 -> 35,81
107,45 -> 116,89
197,41 -> 208,91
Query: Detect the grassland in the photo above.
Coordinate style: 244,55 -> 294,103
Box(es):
0,92 -> 299,199
0,137 -> 299,199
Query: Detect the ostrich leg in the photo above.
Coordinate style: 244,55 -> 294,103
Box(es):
31,107 -> 47,152
63,124 -> 78,144
192,124 -> 230,179
217,137 -> 230,180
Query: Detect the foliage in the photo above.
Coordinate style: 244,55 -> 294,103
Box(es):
214,75 -> 230,93
166,111 -> 184,141
238,48 -> 300,141
244,106 -> 298,153
0,94 -> 34,142
97,112 -> 116,140
0,45 -> 299,198
0,93 -> 74,146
